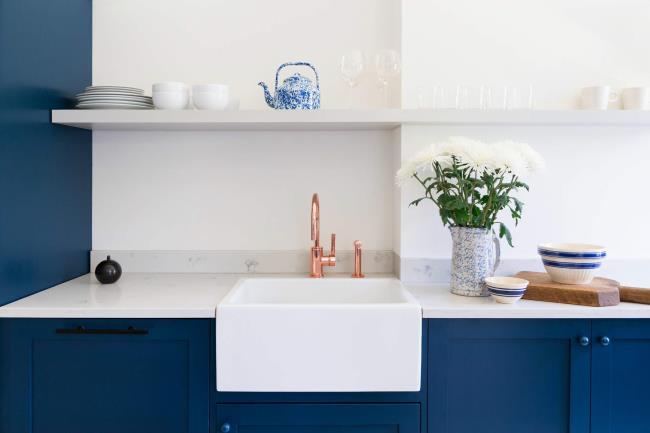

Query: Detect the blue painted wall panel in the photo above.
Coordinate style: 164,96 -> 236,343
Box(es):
0,0 -> 92,305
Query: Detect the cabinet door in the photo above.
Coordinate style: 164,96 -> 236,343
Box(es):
428,319 -> 590,433
215,403 -> 420,433
591,320 -> 650,433
1,319 -> 210,433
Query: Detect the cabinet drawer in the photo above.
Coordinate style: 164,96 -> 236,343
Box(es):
1,318 -> 210,433
215,403 -> 420,433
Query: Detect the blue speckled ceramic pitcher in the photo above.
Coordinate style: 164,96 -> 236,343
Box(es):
450,227 -> 501,297
258,62 -> 320,109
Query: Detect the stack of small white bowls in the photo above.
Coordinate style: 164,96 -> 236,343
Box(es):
192,84 -> 229,110
485,277 -> 529,304
537,243 -> 607,284
152,82 -> 190,110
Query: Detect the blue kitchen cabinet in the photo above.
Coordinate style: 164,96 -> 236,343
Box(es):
0,319 -> 210,433
215,403 -> 420,433
591,320 -> 650,433
428,319 -> 591,433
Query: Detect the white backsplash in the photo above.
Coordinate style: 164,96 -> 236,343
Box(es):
91,250 -> 395,275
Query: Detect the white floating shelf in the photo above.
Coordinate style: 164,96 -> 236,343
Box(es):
51,109 -> 650,131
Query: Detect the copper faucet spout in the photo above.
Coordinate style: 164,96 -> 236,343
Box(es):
311,193 -> 320,246
309,193 -> 335,278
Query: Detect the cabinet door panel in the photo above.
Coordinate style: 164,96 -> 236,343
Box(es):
1,319 -> 210,433
428,319 -> 590,433
216,403 -> 420,433
592,320 -> 650,433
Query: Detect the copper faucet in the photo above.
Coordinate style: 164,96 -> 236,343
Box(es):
351,240 -> 365,278
310,193 -> 336,278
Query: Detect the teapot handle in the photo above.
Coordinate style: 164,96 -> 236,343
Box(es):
275,62 -> 320,92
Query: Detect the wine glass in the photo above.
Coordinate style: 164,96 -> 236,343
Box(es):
340,50 -> 365,108
375,49 -> 401,108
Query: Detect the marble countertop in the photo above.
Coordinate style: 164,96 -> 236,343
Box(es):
0,274 -> 236,318
1,273 -> 650,319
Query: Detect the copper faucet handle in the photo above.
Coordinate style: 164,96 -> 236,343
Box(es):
329,233 -> 336,257
352,240 -> 364,278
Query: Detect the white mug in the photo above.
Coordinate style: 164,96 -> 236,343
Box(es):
580,86 -> 618,110
622,87 -> 649,110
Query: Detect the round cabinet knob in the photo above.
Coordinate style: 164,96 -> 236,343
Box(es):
221,423 -> 231,433
578,336 -> 590,346
601,336 -> 611,346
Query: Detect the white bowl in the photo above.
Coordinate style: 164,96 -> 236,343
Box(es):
542,264 -> 600,285
537,243 -> 606,259
152,82 -> 189,92
484,276 -> 529,290
153,91 -> 189,110
192,84 -> 229,110
538,243 -> 606,285
193,83 -> 229,93
485,277 -> 528,304
488,290 -> 525,304
538,255 -> 605,264
487,286 -> 527,304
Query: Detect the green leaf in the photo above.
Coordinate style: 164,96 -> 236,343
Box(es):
409,197 -> 427,207
511,197 -> 524,212
498,222 -> 514,247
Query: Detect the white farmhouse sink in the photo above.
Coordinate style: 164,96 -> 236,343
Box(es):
216,278 -> 422,392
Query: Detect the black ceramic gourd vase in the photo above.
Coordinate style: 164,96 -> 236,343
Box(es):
95,255 -> 122,284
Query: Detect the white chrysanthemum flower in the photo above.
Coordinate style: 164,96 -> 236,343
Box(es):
490,141 -> 529,176
395,145 -> 435,184
491,140 -> 545,177
516,141 -> 546,173
396,136 -> 545,184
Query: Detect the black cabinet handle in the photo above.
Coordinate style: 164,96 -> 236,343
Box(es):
578,336 -> 590,346
55,325 -> 148,335
220,423 -> 231,433
600,336 -> 611,346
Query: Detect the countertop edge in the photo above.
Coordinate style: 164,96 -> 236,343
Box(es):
1,273 -> 649,319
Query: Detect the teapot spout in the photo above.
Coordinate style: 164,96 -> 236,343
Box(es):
258,82 -> 275,108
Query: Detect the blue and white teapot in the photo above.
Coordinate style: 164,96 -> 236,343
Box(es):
258,62 -> 320,109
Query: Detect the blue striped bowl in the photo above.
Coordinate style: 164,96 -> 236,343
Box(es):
485,277 -> 529,304
538,243 -> 606,284
537,243 -> 606,259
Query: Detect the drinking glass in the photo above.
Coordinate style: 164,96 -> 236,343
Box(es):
506,85 -> 535,109
480,86 -> 491,110
340,51 -> 365,107
375,49 -> 401,108
432,86 -> 446,109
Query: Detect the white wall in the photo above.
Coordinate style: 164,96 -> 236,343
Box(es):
92,0 -> 401,252
93,130 -> 395,251
92,0 -> 650,280
402,0 -> 650,109
93,0 -> 401,109
399,0 -> 650,273
399,125 -> 650,260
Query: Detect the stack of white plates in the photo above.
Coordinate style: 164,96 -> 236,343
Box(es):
75,86 -> 153,109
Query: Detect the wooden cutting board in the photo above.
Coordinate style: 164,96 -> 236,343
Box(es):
516,271 -> 620,307
619,286 -> 650,304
